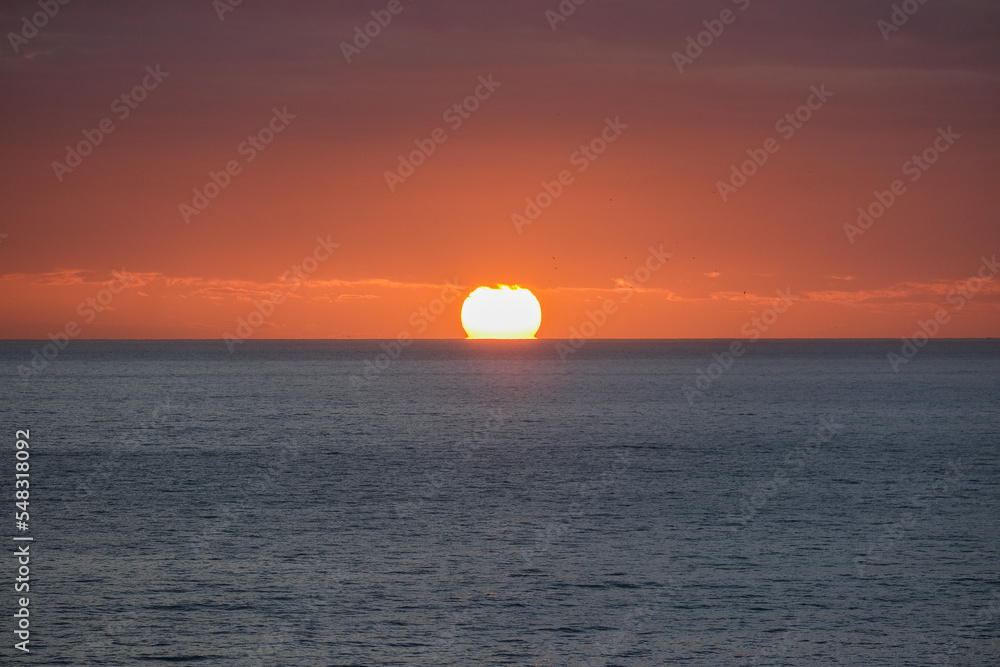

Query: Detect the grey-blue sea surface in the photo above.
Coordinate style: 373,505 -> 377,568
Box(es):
1,340 -> 998,666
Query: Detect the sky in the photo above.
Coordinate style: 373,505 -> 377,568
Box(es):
1,0 -> 998,340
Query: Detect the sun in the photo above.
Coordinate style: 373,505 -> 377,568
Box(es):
461,285 -> 542,339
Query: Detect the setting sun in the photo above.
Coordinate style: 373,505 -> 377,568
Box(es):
461,285 -> 542,339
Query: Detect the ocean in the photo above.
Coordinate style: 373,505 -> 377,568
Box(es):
1,340 -> 998,665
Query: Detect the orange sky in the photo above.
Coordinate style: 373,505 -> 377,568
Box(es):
1,0 -> 998,339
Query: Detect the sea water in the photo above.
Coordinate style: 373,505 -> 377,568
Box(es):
0,340 -> 997,665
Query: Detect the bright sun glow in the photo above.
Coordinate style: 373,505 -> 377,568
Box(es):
461,285 -> 542,339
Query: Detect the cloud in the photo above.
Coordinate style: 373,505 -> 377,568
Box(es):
0,270 -> 459,300
536,274 -> 999,307
24,270 -> 101,286
804,278 -> 1000,305
334,294 -> 381,302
